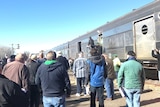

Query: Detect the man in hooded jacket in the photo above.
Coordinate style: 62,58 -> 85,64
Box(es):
86,48 -> 107,107
35,51 -> 71,107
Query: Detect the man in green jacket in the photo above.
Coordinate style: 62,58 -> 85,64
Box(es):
118,51 -> 145,107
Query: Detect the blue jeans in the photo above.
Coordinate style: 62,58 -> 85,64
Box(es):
124,88 -> 141,107
77,77 -> 86,94
105,78 -> 114,99
90,86 -> 104,107
43,95 -> 66,107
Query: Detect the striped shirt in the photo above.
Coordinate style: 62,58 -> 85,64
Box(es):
72,57 -> 87,78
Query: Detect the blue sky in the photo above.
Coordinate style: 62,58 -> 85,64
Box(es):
0,0 -> 154,53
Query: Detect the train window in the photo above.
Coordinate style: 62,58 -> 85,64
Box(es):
142,25 -> 148,35
78,42 -> 81,52
156,42 -> 160,49
125,46 -> 133,53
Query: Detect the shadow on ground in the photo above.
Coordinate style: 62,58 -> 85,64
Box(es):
66,97 -> 90,107
141,98 -> 160,106
142,89 -> 152,94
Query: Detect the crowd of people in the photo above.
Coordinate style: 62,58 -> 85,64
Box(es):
72,47 -> 145,107
71,37 -> 146,107
0,51 -> 71,107
1,42 -> 160,107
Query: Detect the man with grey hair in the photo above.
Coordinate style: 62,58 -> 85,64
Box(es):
2,52 -> 29,106
2,53 -> 29,92
35,51 -> 71,107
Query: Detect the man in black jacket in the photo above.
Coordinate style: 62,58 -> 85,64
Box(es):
152,48 -> 160,81
56,51 -> 69,71
35,51 -> 71,107
88,37 -> 95,48
26,54 -> 40,107
0,74 -> 29,107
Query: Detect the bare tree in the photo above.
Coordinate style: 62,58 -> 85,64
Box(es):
0,46 -> 12,59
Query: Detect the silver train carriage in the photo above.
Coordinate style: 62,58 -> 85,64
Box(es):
53,0 -> 160,70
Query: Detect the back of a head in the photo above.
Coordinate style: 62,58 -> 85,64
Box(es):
39,52 -> 44,58
102,53 -> 108,59
10,55 -> 16,62
78,52 -> 83,57
30,54 -> 37,60
127,51 -> 136,57
113,54 -> 118,58
46,51 -> 56,60
15,53 -> 27,63
90,48 -> 98,56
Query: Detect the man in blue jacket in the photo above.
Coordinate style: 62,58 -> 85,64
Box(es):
86,48 -> 107,107
35,51 -> 71,107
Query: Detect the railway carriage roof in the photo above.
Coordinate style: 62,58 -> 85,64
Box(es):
54,0 -> 160,47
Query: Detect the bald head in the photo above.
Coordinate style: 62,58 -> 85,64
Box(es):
15,53 -> 27,63
102,54 -> 108,58
46,51 -> 56,60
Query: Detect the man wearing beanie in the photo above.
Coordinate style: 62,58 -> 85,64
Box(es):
118,51 -> 145,107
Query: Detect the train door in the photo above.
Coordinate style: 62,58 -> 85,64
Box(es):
133,16 -> 156,59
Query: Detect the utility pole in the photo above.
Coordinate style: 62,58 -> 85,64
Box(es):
10,43 -> 20,54
17,44 -> 20,49
11,44 -> 14,54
